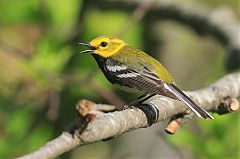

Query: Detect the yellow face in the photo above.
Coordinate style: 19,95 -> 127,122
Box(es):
89,36 -> 126,58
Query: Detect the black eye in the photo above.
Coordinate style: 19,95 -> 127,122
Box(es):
101,41 -> 107,47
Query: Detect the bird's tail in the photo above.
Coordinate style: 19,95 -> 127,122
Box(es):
164,83 -> 214,119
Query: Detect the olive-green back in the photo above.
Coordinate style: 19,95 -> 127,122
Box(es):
111,45 -> 174,83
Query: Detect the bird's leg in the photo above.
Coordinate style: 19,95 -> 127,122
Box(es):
124,94 -> 155,109
136,94 -> 155,104
130,93 -> 149,105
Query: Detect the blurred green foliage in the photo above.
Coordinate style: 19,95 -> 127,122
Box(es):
0,0 -> 239,159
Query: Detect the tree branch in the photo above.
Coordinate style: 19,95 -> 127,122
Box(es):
17,72 -> 240,159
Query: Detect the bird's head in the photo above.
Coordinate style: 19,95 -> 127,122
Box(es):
79,36 -> 126,58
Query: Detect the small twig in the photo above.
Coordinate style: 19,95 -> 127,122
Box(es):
69,99 -> 117,137
164,111 -> 194,134
165,97 -> 240,134
76,99 -> 96,116
95,104 -> 116,112
217,97 -> 239,114
165,120 -> 182,135
229,98 -> 239,111
69,100 -> 98,137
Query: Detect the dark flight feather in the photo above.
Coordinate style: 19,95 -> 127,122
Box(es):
164,83 -> 214,119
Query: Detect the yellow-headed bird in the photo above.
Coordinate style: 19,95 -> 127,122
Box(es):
80,36 -> 214,119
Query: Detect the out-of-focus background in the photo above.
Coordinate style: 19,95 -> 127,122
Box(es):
0,0 -> 239,158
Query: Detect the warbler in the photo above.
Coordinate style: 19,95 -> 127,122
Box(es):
79,36 -> 214,119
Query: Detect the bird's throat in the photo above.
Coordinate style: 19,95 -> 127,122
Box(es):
92,54 -> 107,70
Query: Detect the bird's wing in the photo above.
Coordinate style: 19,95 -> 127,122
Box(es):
141,65 -> 214,119
104,59 -> 178,100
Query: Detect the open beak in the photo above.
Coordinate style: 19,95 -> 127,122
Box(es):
79,42 -> 96,54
